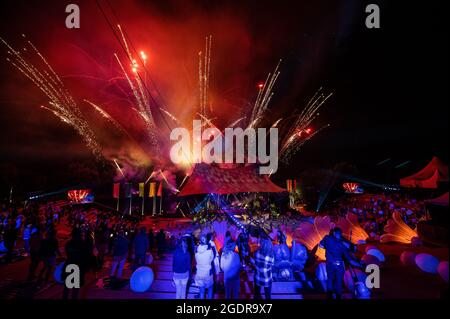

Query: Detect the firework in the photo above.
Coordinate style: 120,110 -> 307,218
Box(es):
228,116 -> 246,128
84,99 -> 132,138
280,87 -> 333,162
160,107 -> 181,124
159,169 -> 179,193
113,24 -> 160,151
1,36 -> 103,159
179,174 -> 190,189
113,159 -> 126,179
2,19 -> 333,180
248,59 -> 282,128
198,35 -> 212,119
145,170 -> 157,184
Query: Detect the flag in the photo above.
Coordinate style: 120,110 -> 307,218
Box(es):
157,182 -> 163,197
113,183 -> 120,199
139,183 -> 145,198
286,179 -> 292,192
149,182 -> 156,197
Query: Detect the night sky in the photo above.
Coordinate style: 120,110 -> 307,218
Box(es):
0,0 -> 448,194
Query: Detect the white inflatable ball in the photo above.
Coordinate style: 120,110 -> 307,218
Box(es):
400,251 -> 416,266
415,253 -> 439,274
437,261 -> 449,283
365,245 -> 377,253
53,262 -> 65,284
344,268 -> 367,292
367,248 -> 385,262
315,262 -> 327,281
130,266 -> 154,292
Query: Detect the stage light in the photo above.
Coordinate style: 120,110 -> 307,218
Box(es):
258,83 -> 264,89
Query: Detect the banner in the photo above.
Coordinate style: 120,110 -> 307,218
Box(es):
286,179 -> 292,192
113,183 -> 120,199
149,182 -> 156,197
139,183 -> 145,197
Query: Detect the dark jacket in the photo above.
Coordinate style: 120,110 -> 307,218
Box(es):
65,239 -> 90,271
173,248 -> 191,274
112,235 -> 130,256
156,231 -> 166,249
39,237 -> 59,258
134,233 -> 149,255
320,235 -> 351,264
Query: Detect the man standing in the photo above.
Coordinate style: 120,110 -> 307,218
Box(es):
133,227 -> 149,269
63,228 -> 90,299
148,228 -> 155,251
156,229 -> 166,258
3,219 -> 17,263
110,230 -> 129,279
319,227 -> 362,299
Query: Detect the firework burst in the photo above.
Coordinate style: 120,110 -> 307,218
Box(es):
280,87 -> 333,163
248,59 -> 282,129
1,35 -> 103,159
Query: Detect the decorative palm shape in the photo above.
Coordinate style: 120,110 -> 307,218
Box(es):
380,212 -> 418,244
269,223 -> 296,247
293,216 -> 334,260
336,213 -> 369,244
210,220 -> 228,251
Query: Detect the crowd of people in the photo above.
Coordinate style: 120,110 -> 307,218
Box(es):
0,202 -> 174,297
172,230 -> 275,299
321,193 -> 427,240
0,191 -> 430,300
0,199 -> 282,299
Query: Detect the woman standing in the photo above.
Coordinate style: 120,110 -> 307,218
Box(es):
37,229 -> 61,284
172,238 -> 191,299
251,238 -> 274,300
220,240 -> 241,299
63,228 -> 90,299
194,235 -> 214,299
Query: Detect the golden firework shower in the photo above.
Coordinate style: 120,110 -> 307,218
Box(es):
1,26 -> 332,175
0,35 -> 103,159
280,87 -> 333,163
248,59 -> 281,129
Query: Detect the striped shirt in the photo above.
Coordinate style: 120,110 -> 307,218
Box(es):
254,250 -> 274,287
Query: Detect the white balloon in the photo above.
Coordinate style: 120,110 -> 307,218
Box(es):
367,248 -> 385,262
415,253 -> 439,274
130,266 -> 154,293
400,251 -> 416,266
364,245 -> 376,253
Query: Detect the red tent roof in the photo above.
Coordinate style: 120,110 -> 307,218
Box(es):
178,163 -> 286,196
425,192 -> 449,207
400,157 -> 448,189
